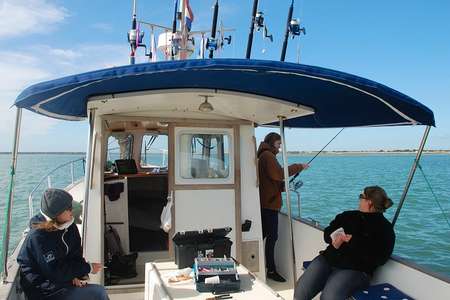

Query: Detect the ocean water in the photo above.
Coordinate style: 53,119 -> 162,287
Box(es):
0,153 -> 449,278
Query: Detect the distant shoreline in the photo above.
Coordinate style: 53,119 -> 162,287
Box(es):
0,150 -> 448,155
287,150 -> 450,156
0,152 -> 85,155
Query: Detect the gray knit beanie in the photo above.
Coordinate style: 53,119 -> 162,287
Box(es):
41,188 -> 73,219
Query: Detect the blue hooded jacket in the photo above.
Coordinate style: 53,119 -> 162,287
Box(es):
17,213 -> 91,299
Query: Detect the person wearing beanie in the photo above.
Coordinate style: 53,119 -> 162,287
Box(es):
17,188 -> 109,300
294,186 -> 396,300
257,132 -> 309,282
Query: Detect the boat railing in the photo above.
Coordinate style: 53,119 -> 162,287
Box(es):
27,157 -> 86,219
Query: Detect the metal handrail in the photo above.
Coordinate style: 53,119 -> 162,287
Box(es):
27,157 -> 86,219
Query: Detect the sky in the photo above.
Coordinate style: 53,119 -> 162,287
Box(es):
0,0 -> 449,152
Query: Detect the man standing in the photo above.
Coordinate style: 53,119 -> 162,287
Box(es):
258,132 -> 309,282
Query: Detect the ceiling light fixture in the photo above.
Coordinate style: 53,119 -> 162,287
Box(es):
198,95 -> 214,112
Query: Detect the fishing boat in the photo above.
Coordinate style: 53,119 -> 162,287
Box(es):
1,1 -> 449,299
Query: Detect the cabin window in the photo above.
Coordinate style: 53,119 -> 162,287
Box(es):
179,133 -> 230,179
140,134 -> 168,168
105,133 -> 134,171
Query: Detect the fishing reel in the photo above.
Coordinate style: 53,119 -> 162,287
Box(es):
171,37 -> 182,56
127,29 -> 137,45
127,29 -> 145,45
255,12 -> 265,30
290,179 -> 304,191
206,37 -> 218,51
221,35 -> 232,47
289,19 -> 306,38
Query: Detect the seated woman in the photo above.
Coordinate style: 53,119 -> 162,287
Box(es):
17,188 -> 108,300
294,186 -> 395,300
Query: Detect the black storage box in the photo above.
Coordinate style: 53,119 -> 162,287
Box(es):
172,227 -> 233,268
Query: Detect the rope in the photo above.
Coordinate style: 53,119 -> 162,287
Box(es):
290,128 -> 345,183
417,162 -> 450,229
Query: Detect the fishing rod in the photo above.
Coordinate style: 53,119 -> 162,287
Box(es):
289,128 -> 345,183
209,0 -> 219,58
127,0 -> 149,62
171,0 -> 179,60
246,0 -> 259,58
280,1 -> 294,61
128,0 -> 138,64
280,0 -> 305,62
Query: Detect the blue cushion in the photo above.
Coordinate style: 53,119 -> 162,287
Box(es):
351,283 -> 414,300
302,260 -> 312,270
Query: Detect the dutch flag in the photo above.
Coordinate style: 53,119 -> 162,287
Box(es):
185,0 -> 194,31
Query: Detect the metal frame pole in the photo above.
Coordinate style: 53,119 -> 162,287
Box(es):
82,109 -> 95,248
1,108 -> 22,282
392,126 -> 431,226
278,116 -> 297,285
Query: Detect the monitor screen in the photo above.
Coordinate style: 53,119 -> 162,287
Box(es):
115,159 -> 138,175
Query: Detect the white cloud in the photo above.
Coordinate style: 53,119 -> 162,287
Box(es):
0,43 -> 129,151
50,49 -> 82,61
0,52 -> 50,92
91,22 -> 114,32
0,0 -> 68,39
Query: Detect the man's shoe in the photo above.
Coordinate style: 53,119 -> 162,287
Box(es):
267,271 -> 286,282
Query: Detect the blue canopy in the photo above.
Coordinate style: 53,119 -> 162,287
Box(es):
14,59 -> 435,127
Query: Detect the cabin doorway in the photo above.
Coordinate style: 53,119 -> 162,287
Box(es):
103,127 -> 170,285
128,133 -> 169,252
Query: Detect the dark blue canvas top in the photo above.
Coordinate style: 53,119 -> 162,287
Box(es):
14,59 -> 435,127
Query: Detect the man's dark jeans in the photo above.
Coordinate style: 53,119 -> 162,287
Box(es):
261,208 -> 279,272
294,255 -> 370,300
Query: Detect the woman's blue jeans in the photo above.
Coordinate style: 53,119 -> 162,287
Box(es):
294,255 -> 370,300
48,284 -> 109,300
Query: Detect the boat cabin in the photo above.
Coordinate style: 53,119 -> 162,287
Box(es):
85,87 -> 314,286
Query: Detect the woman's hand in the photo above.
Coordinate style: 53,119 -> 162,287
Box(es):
72,278 -> 87,287
332,234 -> 352,249
91,262 -> 102,274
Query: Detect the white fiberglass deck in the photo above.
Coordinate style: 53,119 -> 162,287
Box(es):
145,261 -> 284,299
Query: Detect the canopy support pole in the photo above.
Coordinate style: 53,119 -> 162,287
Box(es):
279,116 -> 297,285
392,125 -> 431,226
82,109 -> 95,248
1,108 -> 22,282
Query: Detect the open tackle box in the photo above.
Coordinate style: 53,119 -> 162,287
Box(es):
194,257 -> 241,293
172,227 -> 233,268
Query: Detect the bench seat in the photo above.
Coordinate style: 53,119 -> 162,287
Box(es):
302,261 -> 413,300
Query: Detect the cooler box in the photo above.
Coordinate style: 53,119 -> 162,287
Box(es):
172,227 -> 233,268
